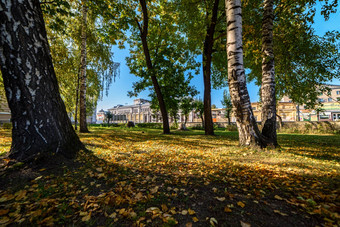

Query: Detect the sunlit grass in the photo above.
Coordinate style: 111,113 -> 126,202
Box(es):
0,126 -> 339,225
80,126 -> 339,180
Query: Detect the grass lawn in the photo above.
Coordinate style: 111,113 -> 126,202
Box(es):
0,126 -> 339,226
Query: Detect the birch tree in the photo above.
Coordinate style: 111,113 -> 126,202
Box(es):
79,0 -> 89,133
0,0 -> 83,162
225,0 -> 267,147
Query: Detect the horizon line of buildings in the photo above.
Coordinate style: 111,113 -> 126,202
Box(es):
96,85 -> 340,124
1,85 -> 340,124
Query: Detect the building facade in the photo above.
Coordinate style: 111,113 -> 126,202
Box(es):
0,101 -> 11,123
99,85 -> 340,125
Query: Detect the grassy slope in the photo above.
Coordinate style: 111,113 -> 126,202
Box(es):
0,127 -> 339,226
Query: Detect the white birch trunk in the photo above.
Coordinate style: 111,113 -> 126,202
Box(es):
79,0 -> 89,133
225,0 -> 264,147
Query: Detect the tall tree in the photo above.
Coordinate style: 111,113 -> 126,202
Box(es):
79,0 -> 89,133
221,89 -> 232,125
134,0 -> 170,134
0,0 -> 83,162
193,99 -> 205,127
180,96 -> 195,130
260,0 -> 277,147
243,0 -> 340,109
225,0 -> 268,147
202,0 -> 220,135
42,0 -> 119,128
175,0 -> 227,135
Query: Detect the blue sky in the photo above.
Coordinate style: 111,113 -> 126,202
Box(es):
97,3 -> 340,111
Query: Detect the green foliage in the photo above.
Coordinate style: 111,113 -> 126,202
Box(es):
174,0 -> 228,89
105,111 -> 113,125
221,90 -> 232,123
225,124 -> 237,132
137,123 -> 163,129
193,99 -> 204,122
242,0 -> 340,108
190,124 -> 204,130
0,72 -> 6,107
180,97 -> 195,122
43,0 -> 119,117
1,123 -> 12,129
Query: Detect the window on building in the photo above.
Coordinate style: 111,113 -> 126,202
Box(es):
328,98 -> 333,102
336,91 -> 340,95
253,107 -> 256,110
337,97 -> 340,101
319,114 -> 330,120
318,98 -> 325,102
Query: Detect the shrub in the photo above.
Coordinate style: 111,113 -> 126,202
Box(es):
126,121 -> 135,128
225,125 -> 237,131
170,123 -> 178,130
117,123 -> 126,128
137,123 -> 163,129
2,123 -> 12,129
190,124 -> 204,130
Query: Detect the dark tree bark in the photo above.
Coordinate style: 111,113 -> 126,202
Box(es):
79,0 -> 89,133
202,0 -> 220,136
0,0 -> 83,162
226,111 -> 231,125
261,0 -> 278,147
136,0 -> 170,134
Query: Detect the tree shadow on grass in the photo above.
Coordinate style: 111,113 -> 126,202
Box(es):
0,147 -> 332,226
278,133 -> 340,162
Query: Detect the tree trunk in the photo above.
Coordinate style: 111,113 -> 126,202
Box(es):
203,0 -> 219,136
137,0 -> 170,134
261,0 -> 278,147
276,114 -> 283,129
79,0 -> 89,133
227,112 -> 231,125
74,68 -> 80,130
296,104 -> 300,121
0,0 -> 83,162
200,115 -> 205,128
226,0 -> 266,147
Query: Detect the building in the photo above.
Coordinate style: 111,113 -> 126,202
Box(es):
100,85 -> 340,125
107,99 -> 156,123
252,84 -> 340,122
0,101 -> 11,123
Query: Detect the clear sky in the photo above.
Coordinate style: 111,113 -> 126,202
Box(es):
97,3 -> 340,111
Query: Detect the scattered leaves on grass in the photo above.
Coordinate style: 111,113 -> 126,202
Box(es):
0,127 -> 339,226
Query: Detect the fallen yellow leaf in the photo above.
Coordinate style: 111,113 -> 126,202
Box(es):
237,201 -> 245,208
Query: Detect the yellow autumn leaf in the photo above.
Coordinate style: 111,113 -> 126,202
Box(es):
210,217 -> 218,226
79,211 -> 88,216
0,217 -> 10,224
15,190 -> 27,201
273,210 -> 288,216
188,208 -> 195,215
215,197 -> 226,201
82,212 -> 91,222
161,204 -> 168,212
224,206 -> 232,213
181,210 -> 188,215
274,195 -> 283,200
237,201 -> 245,208
192,217 -> 199,222
0,194 -> 15,202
